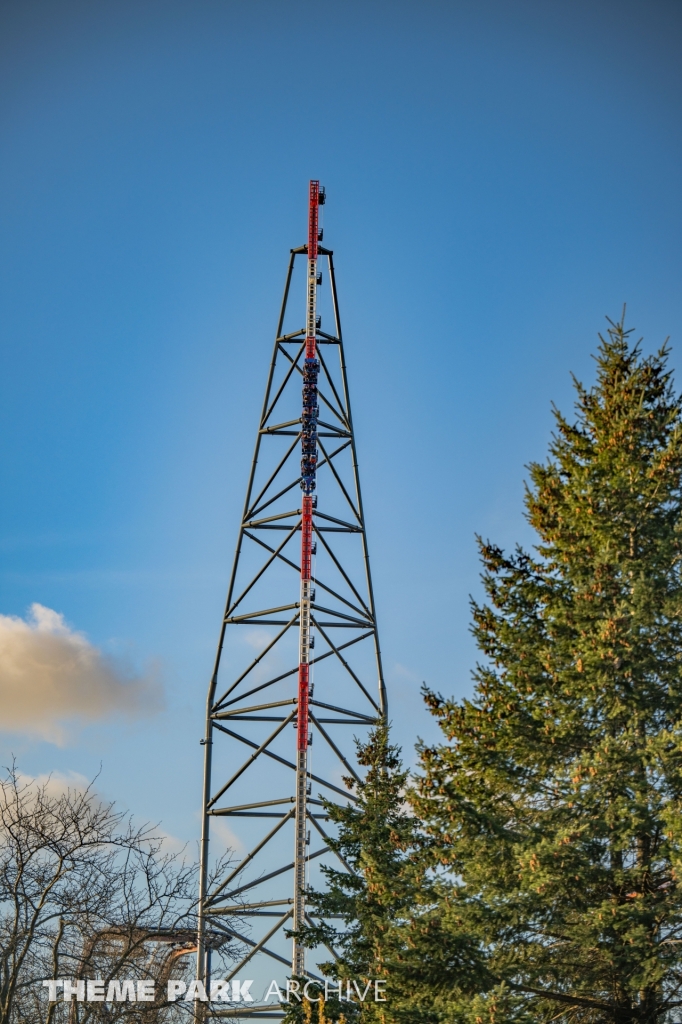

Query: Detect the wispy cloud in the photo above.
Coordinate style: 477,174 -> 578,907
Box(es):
0,604 -> 163,745
210,818 -> 245,855
7,770 -> 190,857
243,629 -> 275,650
15,768 -> 92,800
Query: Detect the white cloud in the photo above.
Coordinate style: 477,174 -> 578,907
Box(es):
154,828 -> 191,856
15,768 -> 91,800
0,604 -> 163,744
389,662 -> 421,683
210,818 -> 245,854
243,629 -> 275,651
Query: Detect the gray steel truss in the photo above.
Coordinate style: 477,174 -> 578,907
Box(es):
196,241 -> 386,1016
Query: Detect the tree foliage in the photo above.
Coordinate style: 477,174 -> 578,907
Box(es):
291,726 -> 425,1024
411,318 -> 682,1022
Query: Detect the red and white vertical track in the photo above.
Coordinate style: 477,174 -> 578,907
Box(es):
292,180 -> 321,976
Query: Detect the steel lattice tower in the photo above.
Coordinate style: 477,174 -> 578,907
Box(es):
196,182 -> 386,1011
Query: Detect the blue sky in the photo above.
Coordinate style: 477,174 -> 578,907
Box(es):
1,0 -> 681,844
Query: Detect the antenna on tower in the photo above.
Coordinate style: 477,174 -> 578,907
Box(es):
196,183 -> 386,1012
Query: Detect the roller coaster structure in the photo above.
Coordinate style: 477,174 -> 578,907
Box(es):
196,183 -> 386,1015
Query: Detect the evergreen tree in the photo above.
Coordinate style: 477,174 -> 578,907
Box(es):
292,727 -> 428,1024
412,318 -> 682,1023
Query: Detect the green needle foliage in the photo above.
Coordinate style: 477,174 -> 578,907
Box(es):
292,726 -> 426,1024
411,317 -> 682,1023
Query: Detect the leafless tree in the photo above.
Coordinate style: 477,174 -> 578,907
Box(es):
0,763 -> 240,1023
